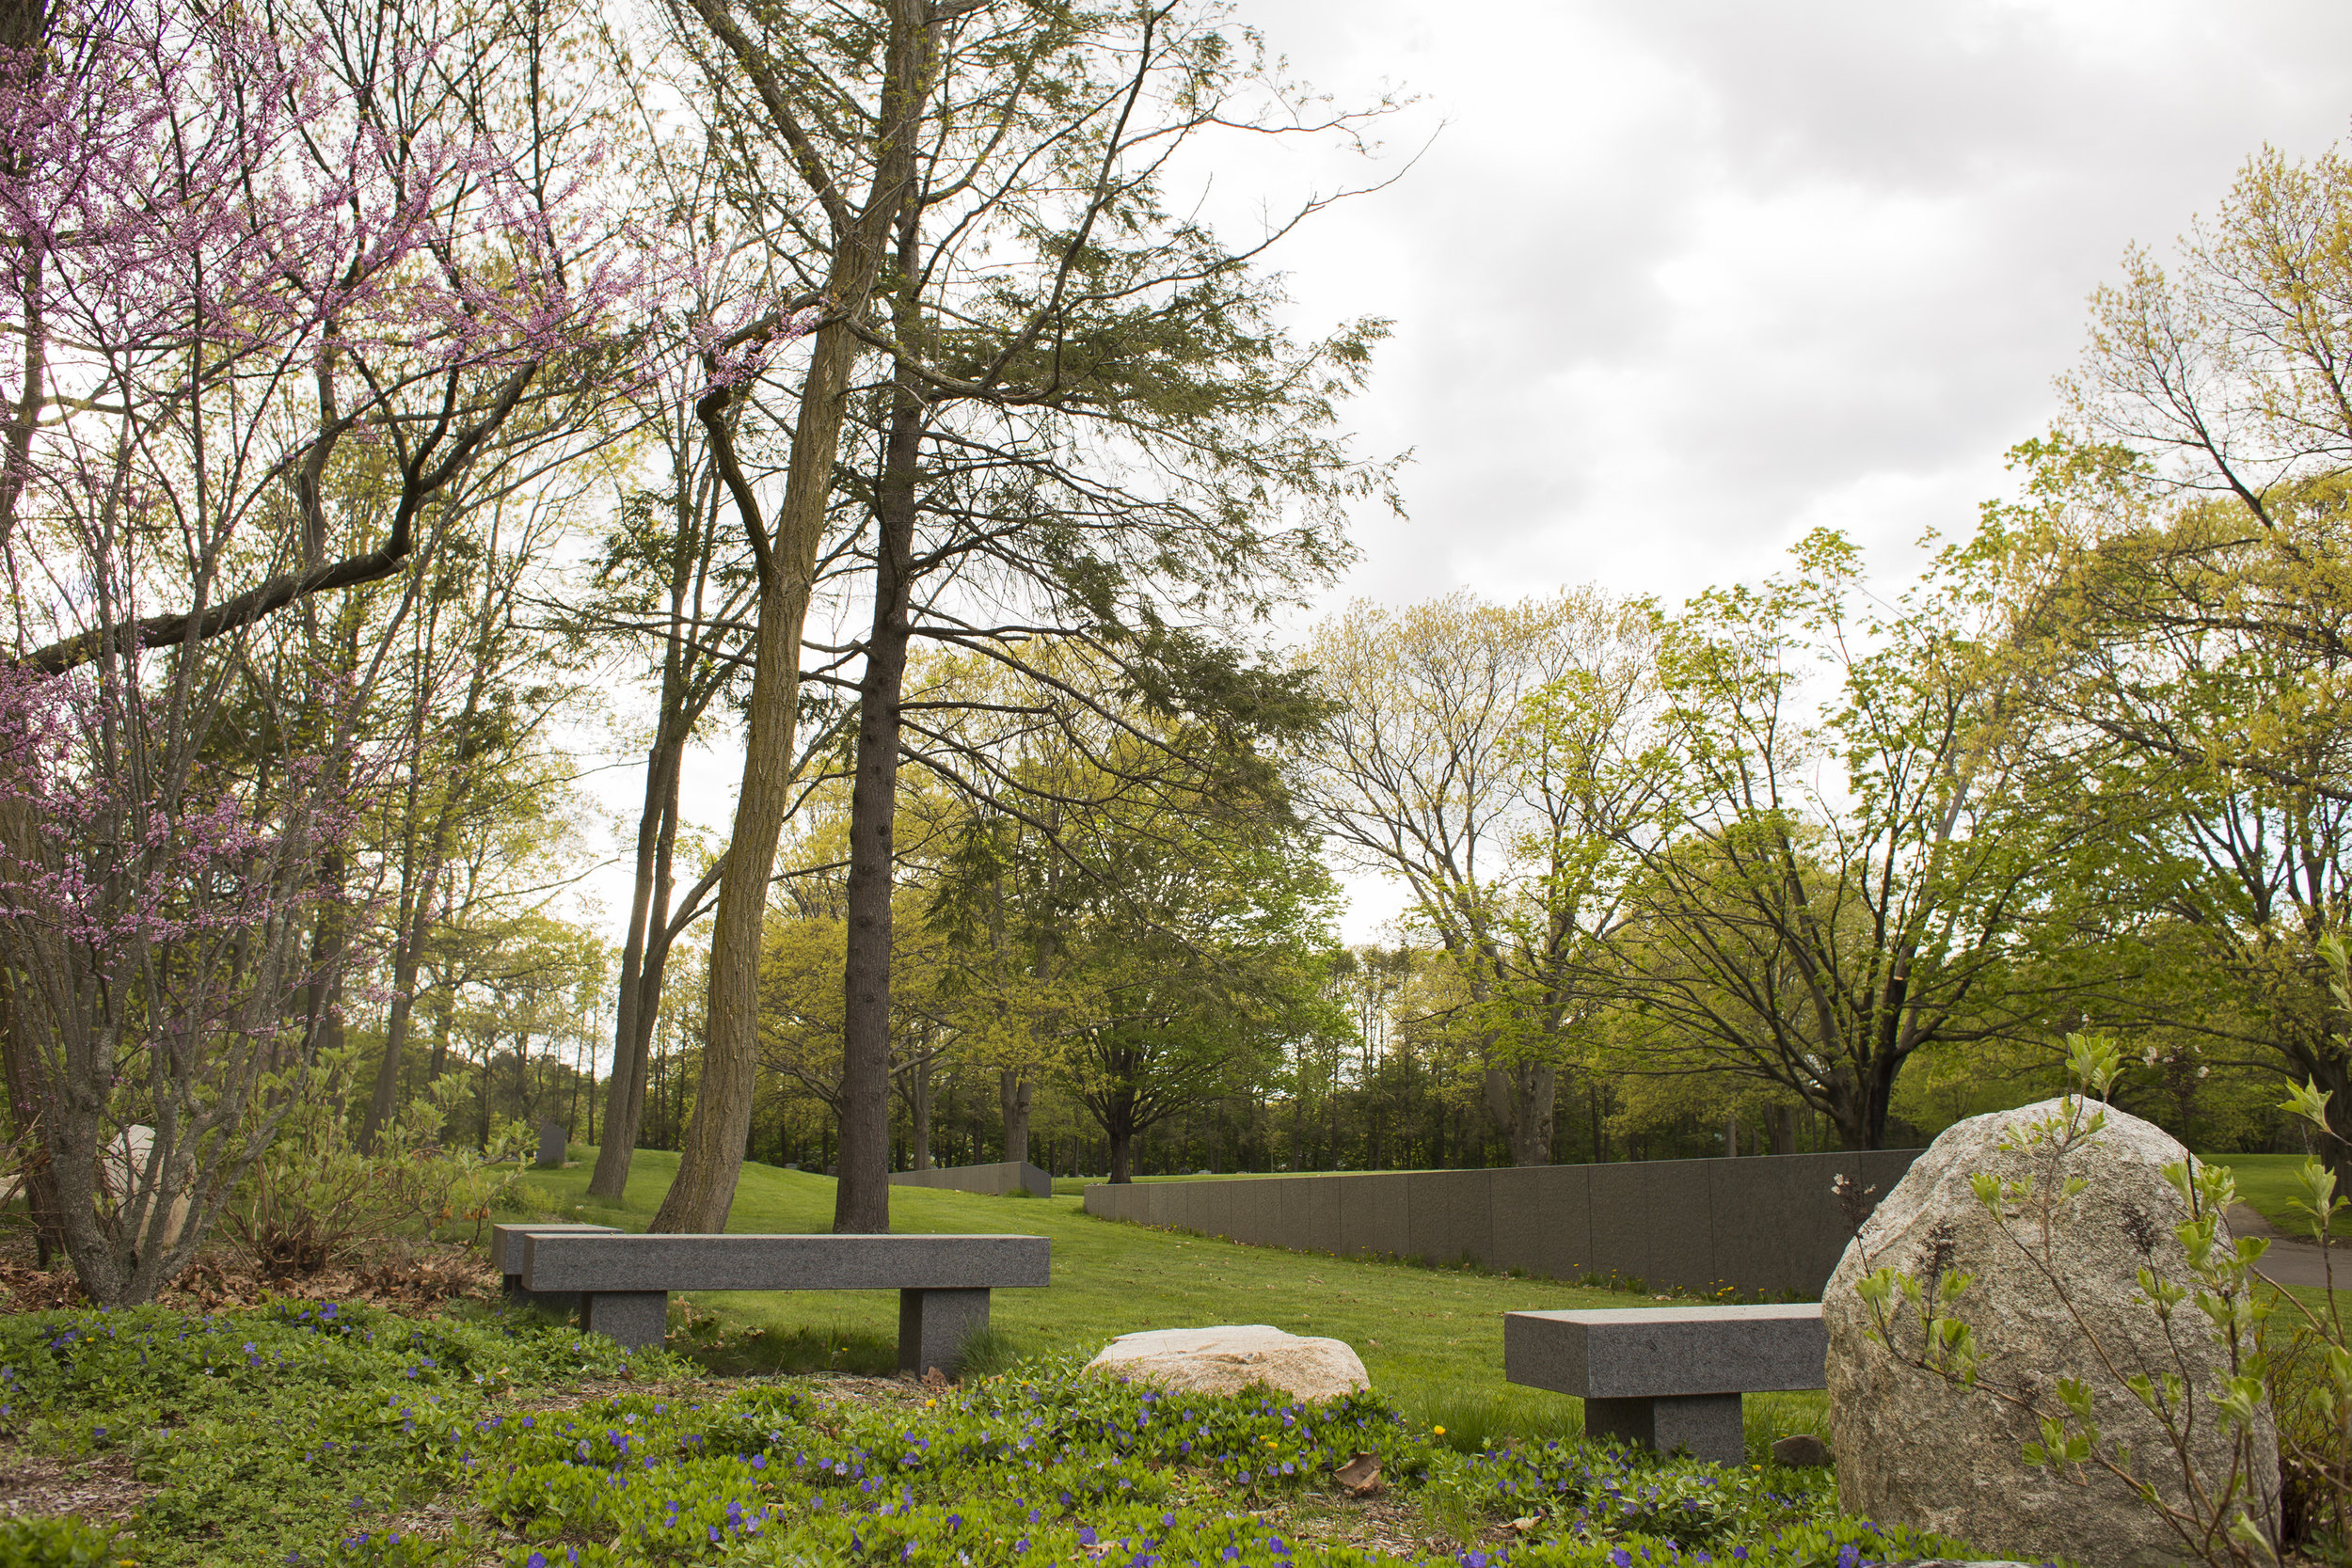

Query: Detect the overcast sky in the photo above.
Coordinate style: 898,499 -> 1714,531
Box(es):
578,0 -> 2352,949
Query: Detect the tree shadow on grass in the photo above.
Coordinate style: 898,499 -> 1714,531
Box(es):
668,1316 -> 899,1378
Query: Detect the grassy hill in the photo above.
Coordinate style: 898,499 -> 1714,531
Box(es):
517,1147 -> 1831,1455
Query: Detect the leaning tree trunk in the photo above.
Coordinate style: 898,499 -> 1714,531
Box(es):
651,0 -> 934,1237
592,731 -> 683,1199
650,302 -> 866,1233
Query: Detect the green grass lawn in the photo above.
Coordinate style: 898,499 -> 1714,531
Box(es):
520,1148 -> 1832,1460
2201,1150 -> 2352,1238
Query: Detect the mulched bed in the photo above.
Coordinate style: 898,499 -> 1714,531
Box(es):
0,1227 -> 501,1314
0,1445 -> 146,1526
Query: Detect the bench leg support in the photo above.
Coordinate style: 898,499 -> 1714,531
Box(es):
1584,1393 -> 1743,1466
501,1275 -> 581,1317
580,1291 -> 667,1351
899,1288 -> 990,1379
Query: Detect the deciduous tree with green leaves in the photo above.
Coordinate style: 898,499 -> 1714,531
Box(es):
1588,531 -> 2110,1150
1300,589 -> 1658,1165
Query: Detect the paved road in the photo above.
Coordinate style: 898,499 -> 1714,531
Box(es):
2227,1202 -> 2344,1290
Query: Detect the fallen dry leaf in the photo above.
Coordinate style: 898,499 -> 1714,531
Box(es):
1332,1450 -> 1381,1497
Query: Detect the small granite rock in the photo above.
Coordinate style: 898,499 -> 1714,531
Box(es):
1770,1433 -> 1831,1467
1825,1098 -> 2279,1567
1085,1324 -> 1369,1402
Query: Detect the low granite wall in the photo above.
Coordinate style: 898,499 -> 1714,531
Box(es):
891,1160 -> 1053,1199
1081,1150 -> 1922,1298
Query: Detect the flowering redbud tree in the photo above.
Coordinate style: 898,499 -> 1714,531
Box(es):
0,0 -> 639,1304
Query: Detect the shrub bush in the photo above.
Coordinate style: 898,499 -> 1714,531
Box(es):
228,1050 -> 530,1276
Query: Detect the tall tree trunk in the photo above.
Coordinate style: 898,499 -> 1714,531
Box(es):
296,639 -> 359,1066
515,1030 -> 532,1124
426,967 -> 453,1086
905,1051 -> 932,1171
358,816 -> 455,1150
0,967 -> 63,1266
653,0 -> 934,1235
1483,1062 -> 1557,1166
999,1069 -> 1031,1165
362,593 -> 499,1151
592,733 -> 683,1198
833,184 -> 929,1234
300,841 -> 347,1070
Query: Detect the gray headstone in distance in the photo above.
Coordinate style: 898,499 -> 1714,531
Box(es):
536,1119 -> 566,1167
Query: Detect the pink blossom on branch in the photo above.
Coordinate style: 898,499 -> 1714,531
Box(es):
0,0 -> 650,1307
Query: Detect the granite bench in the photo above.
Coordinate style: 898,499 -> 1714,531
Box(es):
1502,1304 -> 1826,1465
516,1230 -> 1052,1376
489,1223 -> 621,1313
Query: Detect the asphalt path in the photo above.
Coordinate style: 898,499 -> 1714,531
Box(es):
2228,1202 -> 2343,1290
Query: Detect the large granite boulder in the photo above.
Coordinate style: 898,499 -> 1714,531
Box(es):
1085,1324 -> 1369,1402
1824,1098 -> 2278,1567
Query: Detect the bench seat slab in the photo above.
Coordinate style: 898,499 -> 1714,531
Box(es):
1585,1393 -> 1744,1466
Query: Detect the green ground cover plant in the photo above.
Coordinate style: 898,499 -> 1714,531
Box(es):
0,1295 -> 1976,1567
0,1298 -> 638,1565
532,1151 -> 1830,1456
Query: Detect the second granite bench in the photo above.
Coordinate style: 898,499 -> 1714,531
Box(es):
516,1230 -> 1052,1376
1503,1303 -> 1826,1465
490,1223 -> 620,1312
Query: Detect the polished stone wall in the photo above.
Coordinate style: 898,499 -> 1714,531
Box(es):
1080,1151 -> 1922,1298
891,1160 -> 1055,1199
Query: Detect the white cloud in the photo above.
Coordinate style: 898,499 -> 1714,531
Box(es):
1217,0 -> 2352,618
1194,0 -> 2352,938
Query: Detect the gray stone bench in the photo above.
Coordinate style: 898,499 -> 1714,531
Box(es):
490,1223 -> 620,1312
517,1230 -> 1051,1376
1503,1304 -> 1825,1465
